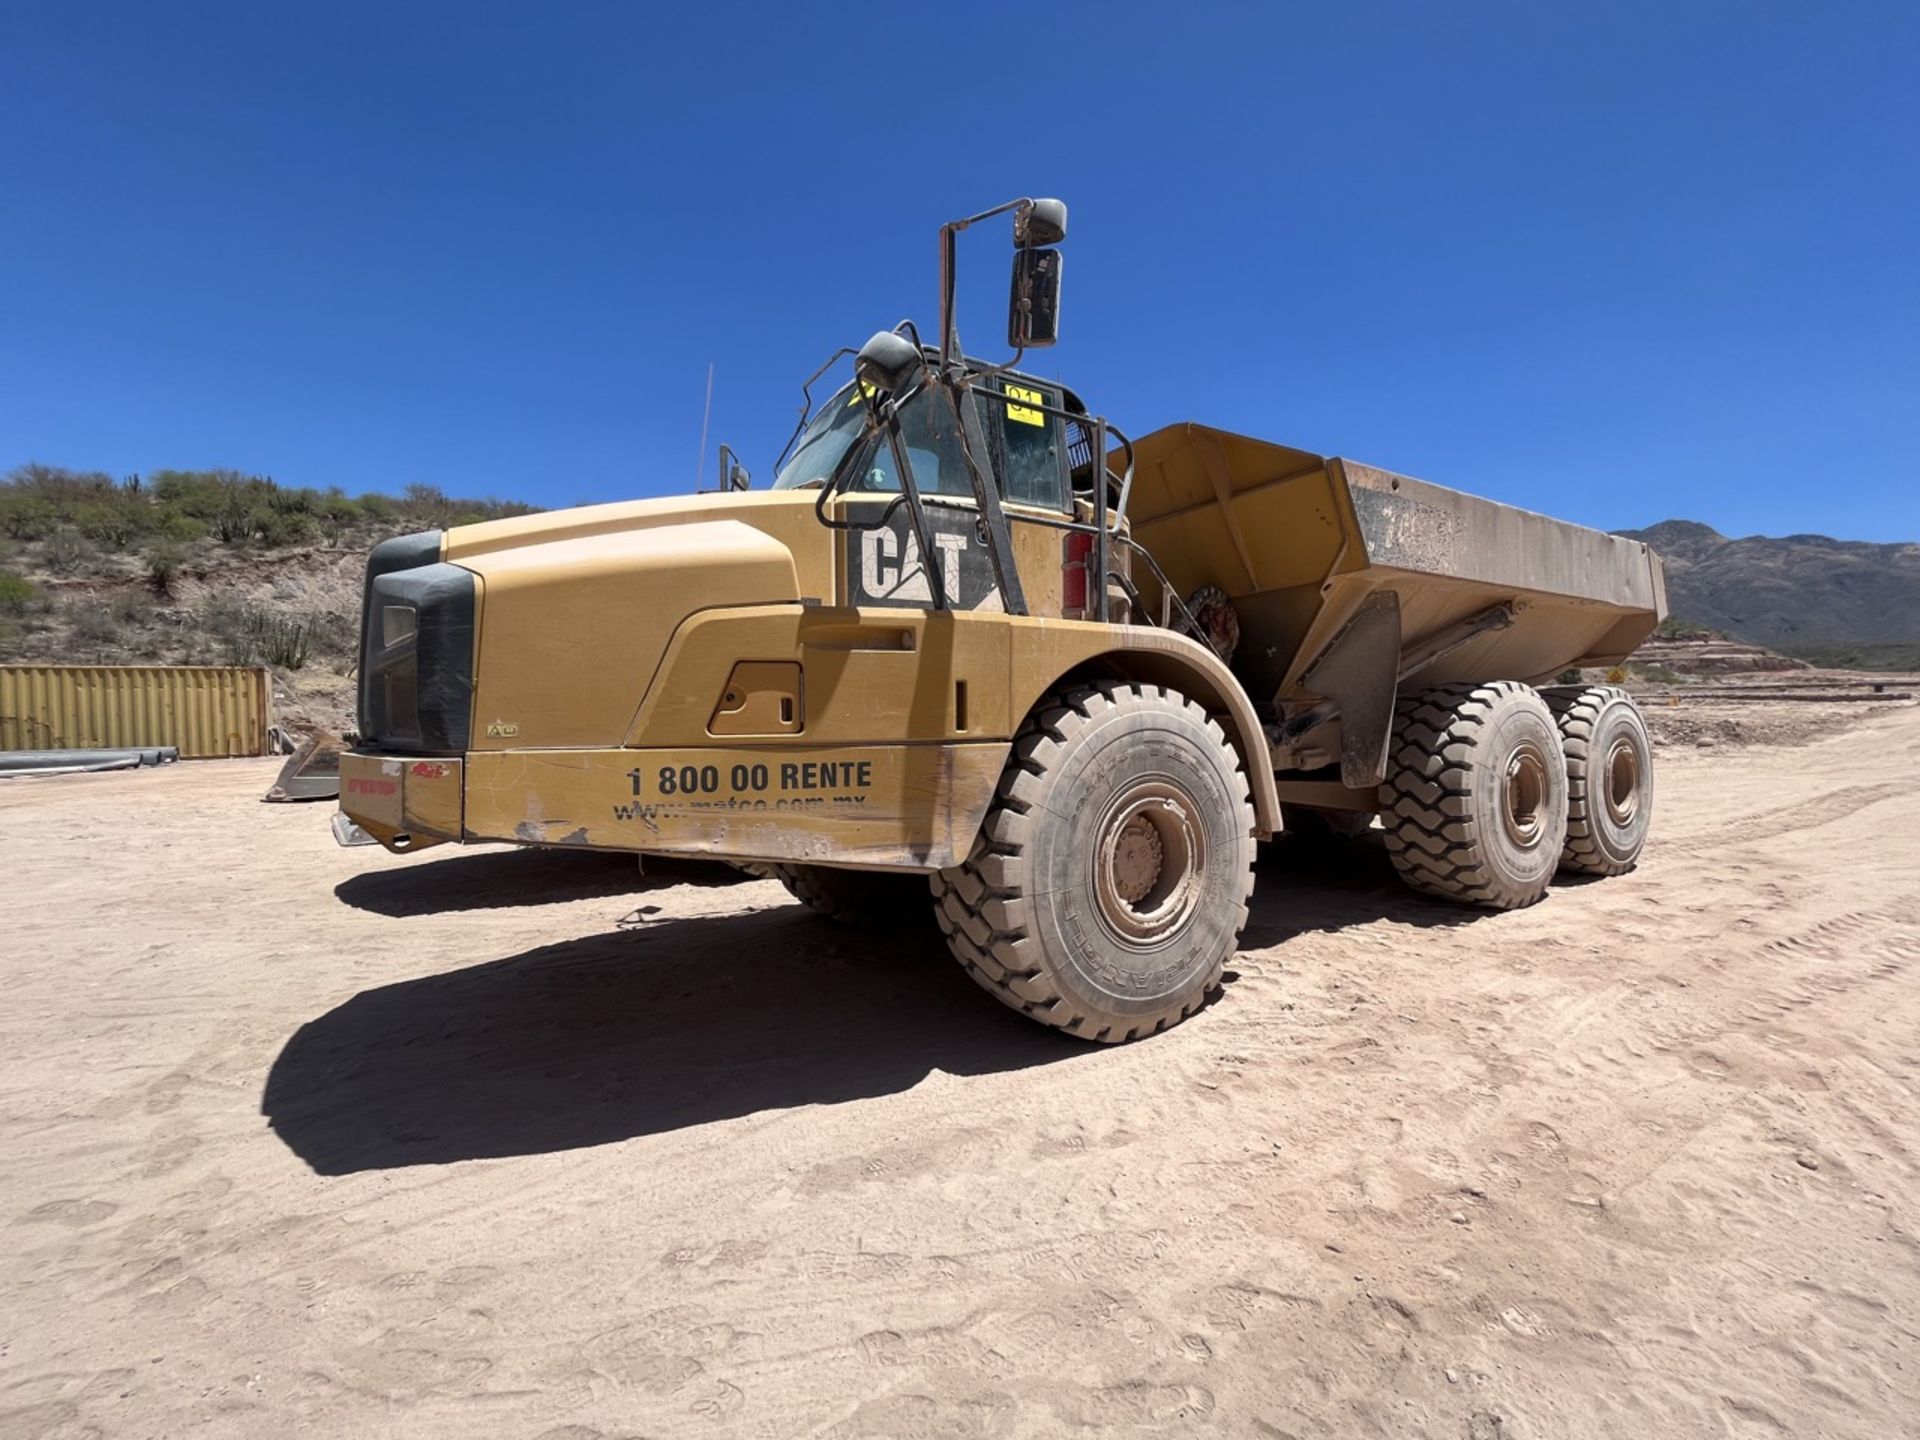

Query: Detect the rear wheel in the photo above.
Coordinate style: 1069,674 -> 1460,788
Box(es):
1382,681 -> 1567,909
1544,684 -> 1653,875
771,864 -> 929,926
931,681 -> 1256,1042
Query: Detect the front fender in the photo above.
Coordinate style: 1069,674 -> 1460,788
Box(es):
1005,622 -> 1281,838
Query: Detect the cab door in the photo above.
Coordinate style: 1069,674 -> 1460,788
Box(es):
977,376 -> 1076,620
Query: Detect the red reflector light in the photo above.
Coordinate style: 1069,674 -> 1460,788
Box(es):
1063,531 -> 1094,612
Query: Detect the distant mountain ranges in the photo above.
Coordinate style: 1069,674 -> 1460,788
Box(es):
1617,520 -> 1920,670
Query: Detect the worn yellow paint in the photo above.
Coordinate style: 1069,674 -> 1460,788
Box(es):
706,661 -> 804,736
452,500 -> 814,751
0,664 -> 271,757
460,742 -> 1008,871
339,751 -> 463,849
1124,425 -> 1667,705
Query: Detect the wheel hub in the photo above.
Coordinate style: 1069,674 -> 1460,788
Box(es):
1110,814 -> 1165,903
1502,743 -> 1549,849
1604,737 -> 1641,825
1092,783 -> 1206,946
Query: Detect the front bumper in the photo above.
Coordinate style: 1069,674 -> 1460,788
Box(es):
337,751 -> 465,852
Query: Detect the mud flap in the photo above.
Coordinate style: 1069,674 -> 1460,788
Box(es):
1300,592 -> 1402,789
264,729 -> 344,803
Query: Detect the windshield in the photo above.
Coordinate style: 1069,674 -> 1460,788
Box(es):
771,374 -> 1069,511
771,382 -> 871,490
772,381 -> 978,498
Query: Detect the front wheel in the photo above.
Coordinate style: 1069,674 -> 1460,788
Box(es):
931,682 -> 1256,1043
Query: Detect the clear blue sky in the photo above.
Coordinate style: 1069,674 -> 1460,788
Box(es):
2,3 -> 1914,540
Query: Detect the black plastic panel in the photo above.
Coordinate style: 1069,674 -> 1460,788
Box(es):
356,532 -> 475,754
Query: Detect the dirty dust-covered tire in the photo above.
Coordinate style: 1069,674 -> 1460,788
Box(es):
930,681 -> 1256,1043
770,864 -> 929,926
1382,681 -> 1567,909
1543,684 -> 1652,876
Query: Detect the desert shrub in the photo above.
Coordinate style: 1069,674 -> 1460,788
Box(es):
261,615 -> 313,669
199,598 -> 313,668
1606,665 -> 1629,685
0,569 -> 37,612
6,462 -> 540,567
43,526 -> 94,573
0,495 -> 58,540
305,605 -> 358,659
66,599 -> 119,645
1655,616 -> 1714,640
200,595 -> 258,662
151,469 -> 270,520
155,511 -> 206,542
74,500 -> 148,550
267,486 -> 319,516
316,494 -> 361,544
145,541 -> 187,594
110,590 -> 150,625
210,506 -> 254,545
1555,667 -> 1582,685
254,509 -> 314,547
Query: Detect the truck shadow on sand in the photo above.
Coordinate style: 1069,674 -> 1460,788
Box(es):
332,847 -> 750,916
265,835 -> 1486,1175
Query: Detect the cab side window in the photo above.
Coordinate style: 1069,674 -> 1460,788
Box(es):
992,380 -> 1068,511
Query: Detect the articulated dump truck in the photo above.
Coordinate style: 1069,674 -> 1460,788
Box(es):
339,197 -> 1666,1042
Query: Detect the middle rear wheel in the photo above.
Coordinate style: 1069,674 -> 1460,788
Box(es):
1381,681 -> 1568,909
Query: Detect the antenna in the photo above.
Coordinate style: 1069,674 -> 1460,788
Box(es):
694,361 -> 714,491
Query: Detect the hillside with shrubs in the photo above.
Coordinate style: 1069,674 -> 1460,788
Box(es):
0,464 -> 538,733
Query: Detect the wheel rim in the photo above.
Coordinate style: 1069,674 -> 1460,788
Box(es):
1604,736 -> 1641,825
1092,781 -> 1206,946
1502,742 -> 1550,849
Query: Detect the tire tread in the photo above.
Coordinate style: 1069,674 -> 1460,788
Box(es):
930,680 -> 1255,1042
1381,680 -> 1559,909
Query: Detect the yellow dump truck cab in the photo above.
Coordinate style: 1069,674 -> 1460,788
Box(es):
340,415 -> 1282,870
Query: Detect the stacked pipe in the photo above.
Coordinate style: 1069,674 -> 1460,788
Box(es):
0,747 -> 181,777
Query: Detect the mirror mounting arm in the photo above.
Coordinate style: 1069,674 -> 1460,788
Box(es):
938,196 -> 1066,372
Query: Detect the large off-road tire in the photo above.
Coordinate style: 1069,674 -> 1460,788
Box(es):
930,681 -> 1257,1043
1543,684 -> 1653,876
1382,681 -> 1568,909
770,864 -> 929,926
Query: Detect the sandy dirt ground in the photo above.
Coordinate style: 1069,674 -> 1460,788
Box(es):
3,702 -> 1918,1440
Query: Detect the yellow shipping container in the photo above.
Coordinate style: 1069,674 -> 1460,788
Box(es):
0,665 -> 273,758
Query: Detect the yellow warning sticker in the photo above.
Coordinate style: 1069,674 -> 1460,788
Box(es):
1004,384 -> 1045,426
845,379 -> 879,408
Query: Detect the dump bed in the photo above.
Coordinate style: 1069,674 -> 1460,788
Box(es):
1122,423 -> 1666,709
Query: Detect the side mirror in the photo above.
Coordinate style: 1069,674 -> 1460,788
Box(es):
1008,247 -> 1063,348
854,329 -> 923,392
1014,198 -> 1067,248
718,443 -> 750,491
